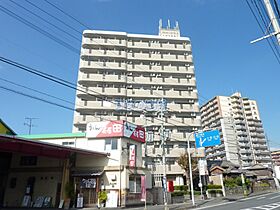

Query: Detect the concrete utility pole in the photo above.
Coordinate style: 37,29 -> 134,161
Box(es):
264,0 -> 280,45
24,117 -> 38,134
251,0 -> 280,44
160,98 -> 168,210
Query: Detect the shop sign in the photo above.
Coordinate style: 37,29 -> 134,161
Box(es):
80,178 -> 96,188
86,121 -> 145,143
129,144 -> 136,167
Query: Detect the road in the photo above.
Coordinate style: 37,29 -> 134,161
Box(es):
195,192 -> 280,210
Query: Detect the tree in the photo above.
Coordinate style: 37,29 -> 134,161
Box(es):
177,152 -> 198,189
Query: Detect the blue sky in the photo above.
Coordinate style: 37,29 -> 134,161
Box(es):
0,0 -> 279,148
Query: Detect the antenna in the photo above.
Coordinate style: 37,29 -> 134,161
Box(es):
159,19 -> 162,30
167,19 -> 171,29
24,117 -> 38,134
175,21 -> 179,29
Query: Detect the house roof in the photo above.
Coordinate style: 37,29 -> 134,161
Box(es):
0,134 -> 108,159
0,118 -> 16,135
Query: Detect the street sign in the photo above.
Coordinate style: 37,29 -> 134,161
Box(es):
194,130 -> 221,148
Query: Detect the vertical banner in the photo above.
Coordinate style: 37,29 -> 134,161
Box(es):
129,145 -> 136,167
141,175 -> 146,201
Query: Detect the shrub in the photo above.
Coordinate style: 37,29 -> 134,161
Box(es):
171,191 -> 185,197
208,189 -> 223,194
174,185 -> 188,191
207,184 -> 222,189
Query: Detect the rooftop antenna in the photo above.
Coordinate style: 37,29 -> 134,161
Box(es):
175,21 -> 179,29
167,19 -> 171,29
159,19 -> 162,30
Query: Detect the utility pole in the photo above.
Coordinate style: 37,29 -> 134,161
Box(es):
264,0 -> 280,45
251,0 -> 280,44
24,117 -> 38,134
160,98 -> 168,210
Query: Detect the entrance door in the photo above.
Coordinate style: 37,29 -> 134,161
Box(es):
80,188 -> 96,207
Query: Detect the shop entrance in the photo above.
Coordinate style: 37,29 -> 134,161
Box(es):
74,175 -> 101,207
80,188 -> 97,206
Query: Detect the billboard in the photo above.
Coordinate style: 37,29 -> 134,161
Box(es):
194,130 -> 221,148
115,99 -> 167,112
86,120 -> 145,143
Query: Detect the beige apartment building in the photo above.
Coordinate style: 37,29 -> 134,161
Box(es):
200,92 -> 271,168
72,22 -> 201,185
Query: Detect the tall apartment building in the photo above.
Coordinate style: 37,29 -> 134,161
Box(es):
72,22 -> 201,185
200,92 -> 271,168
271,150 -> 280,166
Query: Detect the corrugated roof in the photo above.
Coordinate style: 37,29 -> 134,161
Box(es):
17,132 -> 86,139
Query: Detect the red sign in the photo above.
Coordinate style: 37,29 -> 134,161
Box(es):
86,121 -> 145,143
129,144 -> 136,167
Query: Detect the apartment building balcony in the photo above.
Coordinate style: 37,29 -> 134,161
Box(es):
235,119 -> 246,124
74,115 -> 120,126
127,53 -> 193,64
256,128 -> 264,133
76,87 -> 127,99
167,103 -> 199,112
251,139 -> 267,144
240,149 -> 252,154
79,61 -> 127,71
81,49 -> 127,59
78,74 -> 127,84
127,65 -> 194,75
75,101 -> 117,111
241,155 -> 253,161
254,150 -> 270,155
253,144 -> 267,150
128,42 -> 191,52
153,164 -> 183,175
255,156 -> 271,161
235,125 -> 247,130
236,131 -> 248,136
82,38 -> 127,47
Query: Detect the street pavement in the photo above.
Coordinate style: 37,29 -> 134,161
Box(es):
194,191 -> 280,210
99,191 -> 280,210
0,191 -> 279,210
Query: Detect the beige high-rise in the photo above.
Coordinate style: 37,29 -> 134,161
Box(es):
73,22 -> 201,184
200,92 -> 271,167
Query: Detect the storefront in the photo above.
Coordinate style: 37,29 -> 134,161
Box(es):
0,134 -> 108,207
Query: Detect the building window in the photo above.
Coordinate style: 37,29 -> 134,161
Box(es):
62,142 -> 75,146
129,176 -> 141,193
20,156 -> 37,166
104,139 -> 118,151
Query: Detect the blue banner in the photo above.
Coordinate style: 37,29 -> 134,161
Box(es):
195,130 -> 221,148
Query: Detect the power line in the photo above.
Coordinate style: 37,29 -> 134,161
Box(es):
43,0 -> 90,29
246,0 -> 280,64
25,0 -> 82,35
9,0 -> 81,43
0,4 -> 80,54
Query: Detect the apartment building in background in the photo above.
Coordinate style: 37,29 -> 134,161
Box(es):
72,21 -> 201,185
200,92 -> 271,168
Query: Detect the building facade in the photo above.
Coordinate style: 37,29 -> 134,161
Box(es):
72,22 -> 201,185
200,92 -> 271,168
17,121 -> 152,208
